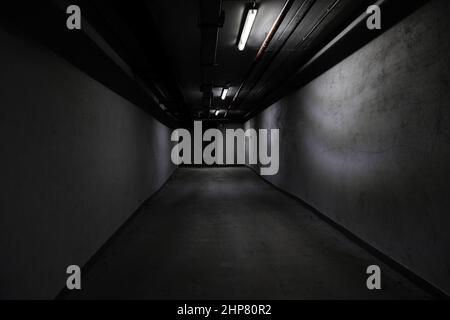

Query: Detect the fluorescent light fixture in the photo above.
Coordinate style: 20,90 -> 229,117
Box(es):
215,110 -> 220,116
221,87 -> 229,100
238,8 -> 258,51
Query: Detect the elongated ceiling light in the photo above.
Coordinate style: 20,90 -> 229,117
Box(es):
238,8 -> 258,51
221,87 -> 229,100
215,110 -> 220,116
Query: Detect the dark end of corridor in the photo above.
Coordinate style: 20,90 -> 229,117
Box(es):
60,167 -> 429,300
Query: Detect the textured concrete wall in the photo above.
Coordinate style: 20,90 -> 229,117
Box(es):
0,29 -> 175,299
183,122 -> 243,165
245,0 -> 450,294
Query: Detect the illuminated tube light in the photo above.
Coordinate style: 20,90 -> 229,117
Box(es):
238,8 -> 258,51
215,110 -> 220,116
221,87 -> 229,100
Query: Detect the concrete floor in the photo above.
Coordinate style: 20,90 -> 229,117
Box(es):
63,167 -> 429,299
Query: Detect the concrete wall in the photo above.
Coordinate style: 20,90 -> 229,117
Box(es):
0,29 -> 175,299
245,0 -> 450,294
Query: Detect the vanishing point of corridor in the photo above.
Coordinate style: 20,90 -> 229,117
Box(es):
62,168 -> 428,300
2,0 -> 450,303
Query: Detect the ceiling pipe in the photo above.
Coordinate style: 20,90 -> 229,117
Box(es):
227,0 -> 294,115
244,0 -> 411,121
298,0 -> 340,46
237,0 -> 314,115
244,0 -> 346,120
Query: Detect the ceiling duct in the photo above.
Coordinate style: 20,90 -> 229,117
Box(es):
199,0 -> 225,116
